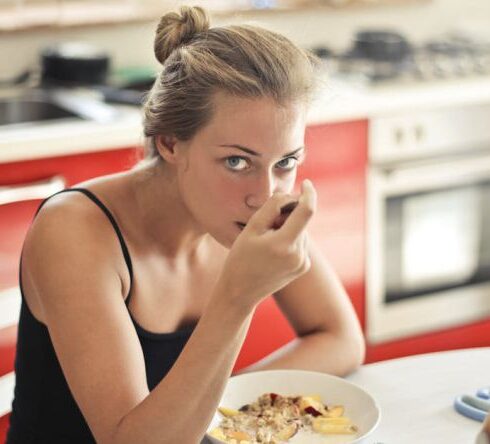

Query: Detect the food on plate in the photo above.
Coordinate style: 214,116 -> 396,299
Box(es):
209,392 -> 358,443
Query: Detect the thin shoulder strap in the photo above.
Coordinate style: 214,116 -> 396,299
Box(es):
35,187 -> 134,303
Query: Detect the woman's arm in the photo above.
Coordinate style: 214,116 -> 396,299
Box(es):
236,236 -> 365,377
114,280 -> 254,444
24,198 -> 253,444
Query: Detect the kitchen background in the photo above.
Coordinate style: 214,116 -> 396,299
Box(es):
1,0 -> 490,77
1,0 -> 490,439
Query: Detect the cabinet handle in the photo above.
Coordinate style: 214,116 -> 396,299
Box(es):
0,175 -> 66,206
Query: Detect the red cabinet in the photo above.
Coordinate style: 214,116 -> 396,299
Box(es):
299,121 -> 368,326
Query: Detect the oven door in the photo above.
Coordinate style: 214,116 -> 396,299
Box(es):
367,151 -> 490,343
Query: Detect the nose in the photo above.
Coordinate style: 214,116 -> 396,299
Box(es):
245,171 -> 278,209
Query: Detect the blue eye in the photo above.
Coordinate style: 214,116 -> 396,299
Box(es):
224,155 -> 299,172
225,156 -> 249,171
276,157 -> 298,170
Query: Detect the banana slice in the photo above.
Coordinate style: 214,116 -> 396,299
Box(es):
324,405 -> 344,417
298,396 -> 328,416
312,417 -> 358,435
209,427 -> 227,440
218,406 -> 241,417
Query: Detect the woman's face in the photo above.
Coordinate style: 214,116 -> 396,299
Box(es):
175,93 -> 307,248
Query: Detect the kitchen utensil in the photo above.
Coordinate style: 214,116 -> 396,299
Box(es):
352,30 -> 412,62
41,42 -> 110,86
454,388 -> 490,422
95,67 -> 156,106
477,388 -> 490,399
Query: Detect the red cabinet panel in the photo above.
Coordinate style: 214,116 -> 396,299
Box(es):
301,121 -> 368,178
0,414 -> 11,443
0,325 -> 17,377
366,318 -> 490,363
299,121 -> 368,328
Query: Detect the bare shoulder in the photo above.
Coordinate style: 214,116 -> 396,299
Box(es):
20,190 -> 151,442
22,190 -> 130,322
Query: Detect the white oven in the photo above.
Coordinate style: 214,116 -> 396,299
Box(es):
366,103 -> 490,343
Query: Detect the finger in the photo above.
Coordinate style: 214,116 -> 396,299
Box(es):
279,179 -> 317,240
299,232 -> 312,274
302,232 -> 311,270
246,193 -> 297,233
302,231 -> 309,255
298,231 -> 309,267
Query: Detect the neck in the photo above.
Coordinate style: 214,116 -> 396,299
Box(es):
129,158 -> 208,261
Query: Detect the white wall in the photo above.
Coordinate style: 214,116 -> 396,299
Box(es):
1,0 -> 490,80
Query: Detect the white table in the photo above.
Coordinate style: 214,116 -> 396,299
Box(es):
347,347 -> 490,443
203,347 -> 490,444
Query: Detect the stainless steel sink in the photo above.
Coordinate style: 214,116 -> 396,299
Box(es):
0,98 -> 82,126
0,88 -> 120,127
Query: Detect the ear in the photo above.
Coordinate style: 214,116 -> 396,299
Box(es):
155,135 -> 179,164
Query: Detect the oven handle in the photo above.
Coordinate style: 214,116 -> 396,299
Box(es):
372,152 -> 490,195
0,175 -> 66,206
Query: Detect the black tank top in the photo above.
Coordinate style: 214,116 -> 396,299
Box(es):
6,188 -> 196,443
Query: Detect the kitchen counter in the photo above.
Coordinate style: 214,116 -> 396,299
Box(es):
309,75 -> 490,124
0,103 -> 143,163
2,76 -> 490,163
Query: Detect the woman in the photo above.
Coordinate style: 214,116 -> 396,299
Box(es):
7,6 -> 365,443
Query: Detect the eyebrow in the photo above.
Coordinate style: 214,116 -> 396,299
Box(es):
219,144 -> 305,158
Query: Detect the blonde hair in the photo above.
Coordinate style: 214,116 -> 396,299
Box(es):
142,5 -> 320,160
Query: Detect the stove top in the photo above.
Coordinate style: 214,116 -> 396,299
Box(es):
312,33 -> 490,86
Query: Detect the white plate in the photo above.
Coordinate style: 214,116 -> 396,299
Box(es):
206,369 -> 381,444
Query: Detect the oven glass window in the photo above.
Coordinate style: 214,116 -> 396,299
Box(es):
384,181 -> 490,302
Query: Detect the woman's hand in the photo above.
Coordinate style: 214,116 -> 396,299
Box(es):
483,413 -> 490,440
217,179 -> 317,312
476,415 -> 490,444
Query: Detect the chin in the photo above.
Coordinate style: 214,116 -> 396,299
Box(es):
207,228 -> 237,250
211,236 -> 234,250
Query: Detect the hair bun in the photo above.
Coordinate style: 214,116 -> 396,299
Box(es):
154,6 -> 209,65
